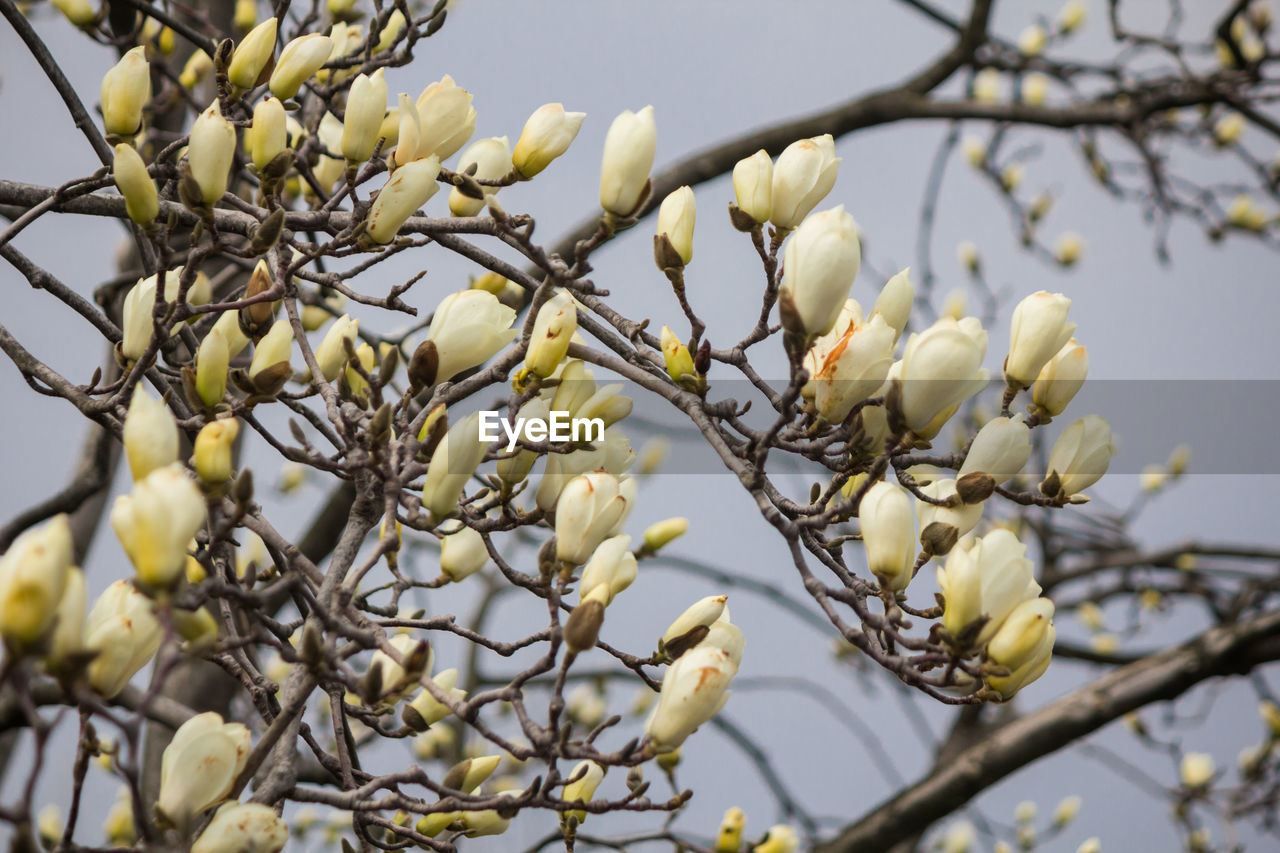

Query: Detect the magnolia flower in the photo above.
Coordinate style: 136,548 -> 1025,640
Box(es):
579,534 -> 638,605
123,390 -> 178,481
661,325 -> 696,383
716,807 -> 747,852
119,266 -> 212,363
0,515 -> 73,646
1032,338 -> 1088,417
655,185 -> 696,265
1058,0 -> 1087,33
525,290 -> 577,379
562,760 -> 605,825
756,825 -> 800,853
732,149 -> 773,224
937,529 -> 1041,647
366,155 -> 442,243
1005,291 -> 1075,389
917,479 -> 984,555
314,314 -> 359,381
495,396 -> 550,485
1017,24 -> 1047,56
599,106 -> 657,217
270,33 -> 333,99
779,205 -> 861,338
555,471 -> 634,565
188,103 -> 236,205
859,481 -> 917,593
411,75 -> 476,161
512,103 -> 586,178
460,790 -> 520,837
157,712 -> 251,830
972,68 -> 1002,104
871,268 -> 914,342
112,463 -> 207,588
101,46 -> 150,136
439,521 -> 488,582
1043,414 -> 1115,497
247,318 -> 293,393
367,634 -> 428,701
660,594 -> 727,659
421,412 -> 487,520
645,644 -> 738,751
424,289 -> 518,384
896,317 -> 988,435
449,136 -> 512,216
957,415 -> 1032,486
113,144 -> 158,226
770,134 -> 839,229
193,419 -> 239,485
1214,112 -> 1244,146
1021,73 -> 1049,106
191,803 -> 288,853
342,69 -> 389,162
52,0 -> 96,26
812,314 -> 895,423
85,580 -> 162,697
227,18 -> 277,90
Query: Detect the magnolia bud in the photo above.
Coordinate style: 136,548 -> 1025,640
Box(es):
555,472 -> 634,565
366,155 -> 441,243
459,790 -> 519,837
661,325 -> 696,383
988,598 -> 1055,671
1017,24 -> 1047,56
655,185 -> 696,265
449,136 -> 512,216
250,96 -> 287,172
440,521 -> 488,582
101,46 -> 150,137
269,33 -> 333,99
859,481 -> 917,592
113,144 -> 158,226
314,314 -> 359,381
871,267 -> 914,342
193,419 -> 239,485
564,586 -> 608,653
444,755 -> 501,794
1214,112 -> 1244,146
123,390 -> 178,481
421,412 -> 487,520
157,712 -> 251,830
732,149 -> 773,224
496,397 -> 549,485
191,803 -> 287,853
643,517 -> 687,553
103,789 -> 136,846
715,807 -> 746,853
645,644 -> 737,751
660,594 -> 727,660
599,106 -> 657,217
756,825 -> 799,853
771,134 -> 839,229
937,529 -> 1040,647
779,205 -> 861,339
1058,0 -> 1087,33
1032,339 -> 1088,417
412,75 -> 476,161
1021,73 -> 1049,107
972,69 -> 1002,104
1043,414 -> 1115,497
195,327 -> 231,410
45,566 -> 86,669
52,0 -> 96,26
579,534 -> 637,604
189,103 -> 236,205
342,69 -> 389,162
1005,291 -> 1075,389
403,668 -> 466,730
0,515 -> 73,646
85,581 -> 161,697
247,319 -> 293,393
958,415 -> 1032,486
424,289 -> 518,383
512,103 -> 586,178
227,18 -> 277,91
112,464 -> 207,588
561,760 -> 605,825
525,290 -> 577,379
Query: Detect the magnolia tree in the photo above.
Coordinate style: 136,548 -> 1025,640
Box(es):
2,0 -> 1280,852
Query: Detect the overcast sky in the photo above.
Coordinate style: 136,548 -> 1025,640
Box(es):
2,1 -> 1277,850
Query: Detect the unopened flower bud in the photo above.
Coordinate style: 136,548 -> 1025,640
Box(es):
655,185 -> 696,265
599,106 -> 656,217
771,134 -> 839,229
193,419 -> 239,485
512,103 -> 585,178
113,144 -> 158,226
227,17 -> 277,91
366,155 -> 441,243
269,33 -> 333,99
123,390 -> 178,481
101,46 -> 150,137
342,69 -> 389,163
525,290 -> 577,379
732,149 -> 773,225
643,517 -> 687,553
188,103 -> 236,205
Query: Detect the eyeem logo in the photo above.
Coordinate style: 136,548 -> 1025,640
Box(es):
478,410 -> 604,453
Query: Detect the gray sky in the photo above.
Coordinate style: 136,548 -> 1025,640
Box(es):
2,1 -> 1277,850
